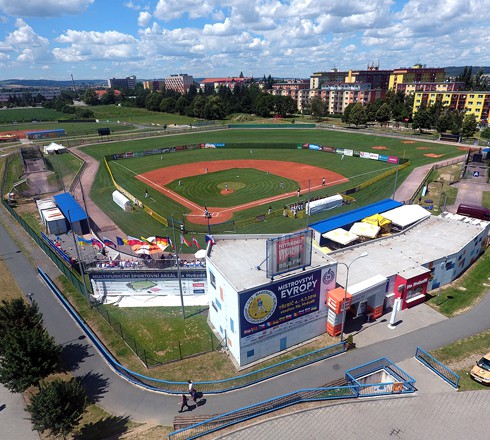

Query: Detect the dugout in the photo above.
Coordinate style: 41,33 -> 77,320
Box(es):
53,192 -> 89,235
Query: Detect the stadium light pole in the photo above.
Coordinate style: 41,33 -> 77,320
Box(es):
171,216 -> 186,319
67,209 -> 90,305
339,251 -> 368,342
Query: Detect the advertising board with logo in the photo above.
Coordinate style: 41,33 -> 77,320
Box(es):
266,230 -> 312,278
239,266 -> 336,339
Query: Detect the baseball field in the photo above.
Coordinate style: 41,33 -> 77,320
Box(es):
80,127 -> 466,240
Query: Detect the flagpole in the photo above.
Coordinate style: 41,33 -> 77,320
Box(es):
171,217 -> 186,319
67,209 -> 90,305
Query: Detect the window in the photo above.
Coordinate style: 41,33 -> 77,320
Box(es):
215,298 -> 222,310
212,301 -> 218,312
230,318 -> 234,333
209,270 -> 216,289
247,349 -> 255,358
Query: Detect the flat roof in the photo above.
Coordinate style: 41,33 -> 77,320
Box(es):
310,199 -> 402,234
208,234 -> 335,292
332,214 -> 489,287
54,192 -> 87,223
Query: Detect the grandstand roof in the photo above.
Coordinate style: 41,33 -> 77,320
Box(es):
53,192 -> 87,223
309,199 -> 403,235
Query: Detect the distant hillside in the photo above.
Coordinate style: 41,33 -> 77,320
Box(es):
444,66 -> 490,77
0,79 -> 106,88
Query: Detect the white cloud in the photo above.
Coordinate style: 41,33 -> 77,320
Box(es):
154,0 -> 216,21
54,30 -> 139,62
0,0 -> 94,17
138,11 -> 152,27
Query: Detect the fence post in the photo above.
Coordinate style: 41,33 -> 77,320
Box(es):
178,341 -> 182,360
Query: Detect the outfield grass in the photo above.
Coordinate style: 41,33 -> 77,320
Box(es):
167,168 -> 298,207
0,107 -> 65,123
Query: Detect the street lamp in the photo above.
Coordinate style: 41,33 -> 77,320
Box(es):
338,251 -> 368,342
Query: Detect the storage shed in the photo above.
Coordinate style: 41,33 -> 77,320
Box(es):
112,190 -> 132,212
36,198 -> 56,218
53,192 -> 89,235
42,207 -> 67,235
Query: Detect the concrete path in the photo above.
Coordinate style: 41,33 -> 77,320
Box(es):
0,384 -> 40,440
219,390 -> 489,440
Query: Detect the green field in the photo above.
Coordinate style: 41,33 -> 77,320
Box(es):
167,168 -> 298,207
80,128 -> 465,239
0,107 -> 65,123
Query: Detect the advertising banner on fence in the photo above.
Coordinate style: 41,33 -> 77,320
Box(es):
89,271 -> 208,304
266,230 -> 313,278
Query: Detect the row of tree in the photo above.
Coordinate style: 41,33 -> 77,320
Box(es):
0,298 -> 87,438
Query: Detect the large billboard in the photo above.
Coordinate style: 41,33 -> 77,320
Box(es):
89,271 -> 207,300
239,268 -> 330,338
266,230 -> 313,278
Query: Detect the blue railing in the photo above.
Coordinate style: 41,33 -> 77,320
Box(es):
37,267 -> 346,394
415,347 -> 460,388
169,357 -> 417,439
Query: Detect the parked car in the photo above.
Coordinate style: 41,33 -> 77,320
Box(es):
470,352 -> 490,384
456,204 -> 490,221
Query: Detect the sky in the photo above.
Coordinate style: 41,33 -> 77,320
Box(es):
0,0 -> 489,81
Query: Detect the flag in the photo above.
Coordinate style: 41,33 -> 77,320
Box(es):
116,236 -> 125,246
77,236 -> 92,245
91,238 -> 104,249
155,236 -> 169,246
205,234 -> 216,245
140,236 -> 152,244
126,235 -> 143,246
192,237 -> 201,249
181,234 -> 191,247
103,237 -> 117,248
168,238 -> 174,249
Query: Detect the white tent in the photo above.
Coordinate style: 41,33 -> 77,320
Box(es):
349,222 -> 380,239
382,204 -> 431,229
322,228 -> 359,246
43,142 -> 67,155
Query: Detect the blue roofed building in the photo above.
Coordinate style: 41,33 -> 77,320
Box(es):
53,192 -> 90,235
310,199 -> 403,246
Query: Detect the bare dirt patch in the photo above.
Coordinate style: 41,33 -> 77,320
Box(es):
424,153 -> 445,158
220,188 -> 234,195
372,146 -> 389,150
402,140 -> 417,144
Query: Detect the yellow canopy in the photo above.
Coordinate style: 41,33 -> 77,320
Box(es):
362,214 -> 391,228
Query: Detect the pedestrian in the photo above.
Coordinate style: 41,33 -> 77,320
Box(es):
178,394 -> 190,412
179,180 -> 182,186
341,154 -> 345,160
205,168 -> 208,173
268,206 -> 272,215
280,181 -> 284,189
145,190 -> 149,198
188,380 -> 198,403
225,183 -> 229,191
322,177 -> 326,186
250,149 -> 253,154
297,187 -> 301,197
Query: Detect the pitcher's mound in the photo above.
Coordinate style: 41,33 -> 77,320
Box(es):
220,189 -> 234,195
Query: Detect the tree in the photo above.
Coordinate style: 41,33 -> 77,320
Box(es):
309,96 -> 325,120
375,103 -> 391,124
412,108 -> 433,132
481,127 -> 490,140
461,113 -> 478,138
82,88 -> 99,106
349,103 -> 368,126
27,378 -> 87,439
0,326 -> 61,392
342,103 -> 355,123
